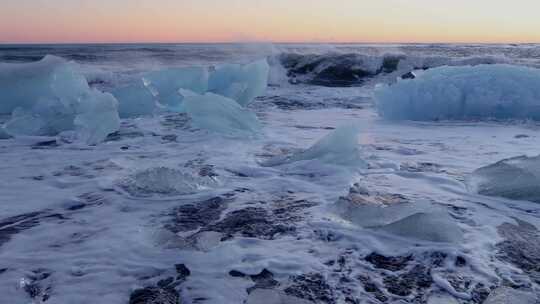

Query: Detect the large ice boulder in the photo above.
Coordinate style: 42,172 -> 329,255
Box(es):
0,55 -> 120,144
262,125 -> 365,167
112,80 -> 156,118
375,64 -> 540,121
181,90 -> 262,137
143,67 -> 208,107
469,155 -> 540,203
208,59 -> 269,106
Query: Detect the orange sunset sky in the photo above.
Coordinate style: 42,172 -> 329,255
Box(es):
1,0 -> 540,44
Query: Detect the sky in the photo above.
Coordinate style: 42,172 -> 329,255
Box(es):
1,0 -> 539,44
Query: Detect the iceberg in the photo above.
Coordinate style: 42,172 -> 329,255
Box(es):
469,155 -> 540,203
142,67 -> 208,107
112,80 -> 156,118
262,125 -> 365,167
208,59 -> 269,106
182,91 -> 262,137
0,55 -> 120,144
375,64 -> 540,121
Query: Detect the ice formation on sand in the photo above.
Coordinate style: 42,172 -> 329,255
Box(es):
375,64 -> 540,121
332,183 -> 415,227
0,55 -> 120,144
182,91 -> 262,136
208,59 -> 270,106
263,125 -> 365,167
379,212 -> 463,243
111,80 -> 156,118
143,67 -> 208,107
469,155 -> 540,203
121,167 -> 218,197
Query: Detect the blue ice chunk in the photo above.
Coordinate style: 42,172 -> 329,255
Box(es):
263,125 -> 365,167
375,64 -> 540,121
143,67 -> 208,107
182,90 -> 261,137
208,59 -> 269,106
469,155 -> 540,204
0,55 -> 120,144
112,80 -> 156,118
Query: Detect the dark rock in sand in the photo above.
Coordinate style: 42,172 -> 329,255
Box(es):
129,286 -> 179,304
31,139 -> 60,149
496,219 -> 540,284
383,265 -> 433,297
358,275 -> 388,302
207,207 -> 294,240
284,273 -> 335,304
174,264 -> 191,281
400,71 -> 416,79
165,197 -> 227,233
248,269 -> 279,292
365,253 -> 412,272
0,211 -> 65,247
22,269 -> 53,302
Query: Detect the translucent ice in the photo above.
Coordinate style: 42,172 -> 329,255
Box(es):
208,59 -> 270,106
379,212 -> 463,243
143,67 -> 208,107
121,167 -> 218,197
0,55 -> 120,144
469,155 -> 540,203
112,81 -> 156,118
0,55 -> 88,114
73,91 -> 121,145
182,91 -> 262,137
375,64 -> 540,121
263,125 -> 365,167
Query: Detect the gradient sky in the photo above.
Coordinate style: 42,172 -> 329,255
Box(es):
1,0 -> 539,44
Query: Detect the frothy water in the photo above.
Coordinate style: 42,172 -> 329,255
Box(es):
1,43 -> 540,303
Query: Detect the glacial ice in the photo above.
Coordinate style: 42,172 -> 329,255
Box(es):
469,155 -> 540,203
208,59 -> 270,106
263,125 -> 365,167
121,167 -> 218,197
182,91 -> 262,136
375,64 -> 540,121
112,81 -> 156,118
73,91 -> 121,145
143,67 -> 208,107
0,55 -> 120,144
332,184 -> 417,227
379,212 -> 463,243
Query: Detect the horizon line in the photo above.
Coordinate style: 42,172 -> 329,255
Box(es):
1,41 -> 540,46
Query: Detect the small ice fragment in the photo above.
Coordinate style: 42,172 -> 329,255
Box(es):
379,212 -> 463,243
121,167 -> 217,197
469,155 -> 540,203
263,125 -> 365,167
208,59 -> 269,106
182,91 -> 262,137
